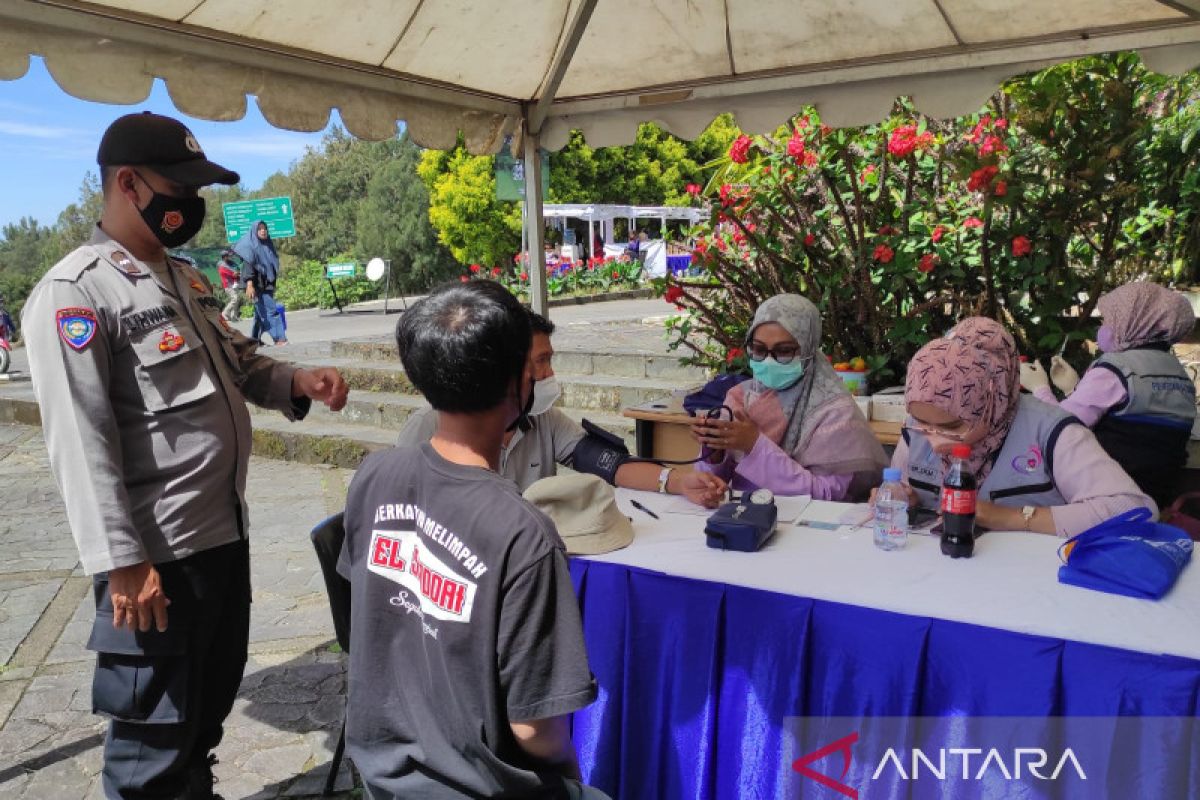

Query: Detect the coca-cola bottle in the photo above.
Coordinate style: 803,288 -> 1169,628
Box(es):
940,443 -> 977,558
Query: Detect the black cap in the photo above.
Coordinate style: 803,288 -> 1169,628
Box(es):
98,112 -> 240,187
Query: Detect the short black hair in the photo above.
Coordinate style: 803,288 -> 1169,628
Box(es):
396,281 -> 531,413
100,165 -> 119,195
527,310 -> 555,336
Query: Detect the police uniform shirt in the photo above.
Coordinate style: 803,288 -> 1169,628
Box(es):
22,226 -> 308,574
397,405 -> 586,490
337,443 -> 596,797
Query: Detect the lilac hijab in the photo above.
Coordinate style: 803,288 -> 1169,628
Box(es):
1097,282 -> 1194,351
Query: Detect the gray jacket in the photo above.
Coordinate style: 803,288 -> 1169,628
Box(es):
23,227 -> 307,574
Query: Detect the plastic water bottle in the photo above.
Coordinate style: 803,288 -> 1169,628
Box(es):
874,467 -> 909,551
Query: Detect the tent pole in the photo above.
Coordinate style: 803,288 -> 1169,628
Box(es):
523,130 -> 548,315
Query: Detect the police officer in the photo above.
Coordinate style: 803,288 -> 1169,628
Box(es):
22,112 -> 349,800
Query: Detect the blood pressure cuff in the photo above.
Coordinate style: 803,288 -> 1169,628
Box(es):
571,419 -> 632,485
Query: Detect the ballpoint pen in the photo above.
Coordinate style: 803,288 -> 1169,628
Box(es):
630,500 -> 660,519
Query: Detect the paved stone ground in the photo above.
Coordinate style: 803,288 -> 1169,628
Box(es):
0,423 -> 359,799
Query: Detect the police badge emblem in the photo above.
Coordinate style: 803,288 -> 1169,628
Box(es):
56,307 -> 98,351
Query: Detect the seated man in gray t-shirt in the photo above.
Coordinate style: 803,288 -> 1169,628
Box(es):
397,310 -> 726,507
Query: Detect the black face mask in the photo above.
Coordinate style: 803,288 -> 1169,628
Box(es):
506,376 -> 537,433
134,173 -> 206,248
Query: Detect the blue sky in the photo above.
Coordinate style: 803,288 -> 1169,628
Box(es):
0,57 -> 339,231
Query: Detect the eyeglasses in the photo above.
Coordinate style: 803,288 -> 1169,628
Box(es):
906,422 -> 970,442
746,340 -> 803,364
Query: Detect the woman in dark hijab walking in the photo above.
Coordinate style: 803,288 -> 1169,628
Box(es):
234,219 -> 287,345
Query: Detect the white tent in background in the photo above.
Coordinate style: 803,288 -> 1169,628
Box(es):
540,204 -> 704,262
3,0 -> 1200,311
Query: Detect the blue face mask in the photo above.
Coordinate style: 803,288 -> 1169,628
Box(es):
750,356 -> 805,390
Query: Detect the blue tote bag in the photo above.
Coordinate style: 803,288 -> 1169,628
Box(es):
1057,508 -> 1193,600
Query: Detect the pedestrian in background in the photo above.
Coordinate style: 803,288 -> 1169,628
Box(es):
235,219 -> 287,345
217,248 -> 243,321
21,111 -> 349,800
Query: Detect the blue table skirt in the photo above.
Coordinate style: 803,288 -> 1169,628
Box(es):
568,559 -> 1200,800
666,254 -> 692,274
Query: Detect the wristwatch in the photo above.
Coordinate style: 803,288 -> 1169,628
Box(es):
657,467 -> 674,494
1021,505 -> 1036,530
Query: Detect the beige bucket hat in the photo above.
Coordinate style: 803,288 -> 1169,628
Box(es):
523,473 -> 635,556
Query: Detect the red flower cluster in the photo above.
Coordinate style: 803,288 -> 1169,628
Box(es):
612,271 -> 620,279
520,271 -> 529,281
887,124 -> 934,158
931,225 -> 947,243
979,135 -> 1007,157
491,266 -> 501,276
964,216 -> 984,229
872,244 -> 895,263
729,135 -> 752,164
1011,235 -> 1032,257
994,180 -> 1008,197
878,225 -> 898,236
787,131 -> 806,162
685,183 -> 702,196
664,284 -> 684,304
859,164 -> 876,183
803,233 -> 816,246
718,183 -> 734,206
469,263 -> 481,273
967,165 -> 999,193
726,347 -> 744,365
459,275 -> 469,283
918,253 -> 938,273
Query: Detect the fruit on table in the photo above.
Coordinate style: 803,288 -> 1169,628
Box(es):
833,362 -> 851,372
850,357 -> 867,371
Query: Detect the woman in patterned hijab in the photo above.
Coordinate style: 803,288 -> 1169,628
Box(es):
904,317 -> 1021,481
894,317 -> 1153,537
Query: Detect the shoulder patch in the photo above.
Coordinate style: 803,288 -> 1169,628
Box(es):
56,307 -> 98,351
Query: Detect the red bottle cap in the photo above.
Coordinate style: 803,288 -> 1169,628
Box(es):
951,443 -> 972,459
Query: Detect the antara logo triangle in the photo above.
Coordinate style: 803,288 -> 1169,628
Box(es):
792,731 -> 859,799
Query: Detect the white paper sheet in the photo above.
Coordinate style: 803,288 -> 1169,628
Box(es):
658,493 -> 812,523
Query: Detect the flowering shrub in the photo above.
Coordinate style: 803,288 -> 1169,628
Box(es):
480,253 -> 645,300
658,52 -> 1200,380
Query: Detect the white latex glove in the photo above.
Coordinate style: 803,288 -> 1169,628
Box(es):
1049,356 -> 1080,394
1019,361 -> 1050,392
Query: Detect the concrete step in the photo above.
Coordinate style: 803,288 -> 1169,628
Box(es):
329,334 -> 709,383
288,357 -> 698,413
248,390 -> 635,442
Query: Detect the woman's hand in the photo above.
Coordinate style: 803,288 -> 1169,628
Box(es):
693,411 -> 760,454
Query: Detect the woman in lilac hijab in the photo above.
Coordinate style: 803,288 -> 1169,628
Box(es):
691,294 -> 887,500
1021,282 -> 1196,505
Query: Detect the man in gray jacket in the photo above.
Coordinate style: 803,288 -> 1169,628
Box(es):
22,112 -> 348,800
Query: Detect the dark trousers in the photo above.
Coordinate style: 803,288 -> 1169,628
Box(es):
89,540 -> 251,800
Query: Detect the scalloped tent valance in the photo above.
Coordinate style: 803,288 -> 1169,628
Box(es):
3,0 -> 1200,155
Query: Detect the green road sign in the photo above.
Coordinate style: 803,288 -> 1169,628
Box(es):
326,262 -> 356,278
222,197 -> 296,242
495,136 -> 549,201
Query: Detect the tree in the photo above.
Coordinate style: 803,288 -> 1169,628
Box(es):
286,127 -> 408,263
661,52 -> 1200,382
356,135 -> 458,290
418,144 -> 521,268
418,117 -> 744,267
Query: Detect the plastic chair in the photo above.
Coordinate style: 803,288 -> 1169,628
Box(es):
310,512 -> 350,796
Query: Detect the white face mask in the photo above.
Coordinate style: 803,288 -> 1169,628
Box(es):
529,376 -> 561,416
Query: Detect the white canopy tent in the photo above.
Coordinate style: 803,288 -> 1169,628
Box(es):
4,0 -> 1200,312
540,203 -> 704,262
